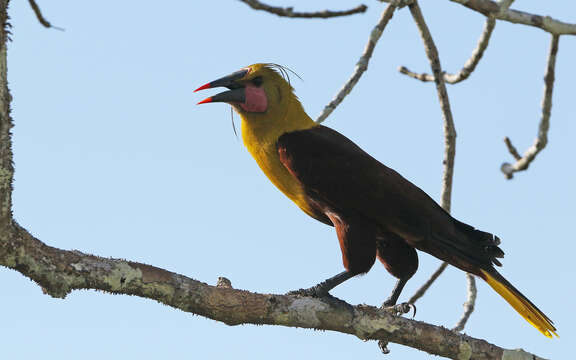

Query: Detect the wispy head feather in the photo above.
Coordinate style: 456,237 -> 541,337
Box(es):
265,63 -> 303,86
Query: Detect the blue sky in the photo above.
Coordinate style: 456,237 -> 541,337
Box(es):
2,1 -> 575,359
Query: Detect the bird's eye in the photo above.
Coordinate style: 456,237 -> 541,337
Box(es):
251,76 -> 263,87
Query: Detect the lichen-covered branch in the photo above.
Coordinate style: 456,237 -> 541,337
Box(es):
239,0 -> 367,19
0,219 -> 545,360
0,0 -> 12,225
501,34 -> 559,179
316,4 -> 396,123
450,0 -> 576,35
398,16 -> 496,84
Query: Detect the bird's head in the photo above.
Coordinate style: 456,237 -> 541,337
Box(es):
195,63 -> 313,133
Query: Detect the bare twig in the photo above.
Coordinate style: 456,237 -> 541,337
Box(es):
450,0 -> 576,35
398,16 -> 496,84
403,1 -> 477,331
27,0 -> 64,31
501,34 -> 559,179
452,273 -> 477,332
316,4 -> 396,123
408,262 -> 448,304
239,0 -> 367,19
504,136 -> 521,160
0,220 -> 547,360
407,1 -> 457,213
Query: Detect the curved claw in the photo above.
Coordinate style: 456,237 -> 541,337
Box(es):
378,340 -> 390,354
403,302 -> 417,318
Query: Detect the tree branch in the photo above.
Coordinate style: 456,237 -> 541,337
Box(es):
0,219 -> 546,360
398,16 -> 496,84
452,273 -> 477,332
27,0 -> 63,31
402,1 -> 478,332
239,0 -> 367,19
0,0 -> 12,226
407,1 -> 456,215
316,4 -> 396,123
500,34 -> 559,179
449,0 -> 576,35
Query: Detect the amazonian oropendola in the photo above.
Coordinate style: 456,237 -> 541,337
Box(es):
195,63 -> 556,338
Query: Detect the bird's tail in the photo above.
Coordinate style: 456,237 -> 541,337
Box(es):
480,269 -> 557,338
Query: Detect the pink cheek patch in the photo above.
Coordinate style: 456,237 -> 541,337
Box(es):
240,84 -> 267,113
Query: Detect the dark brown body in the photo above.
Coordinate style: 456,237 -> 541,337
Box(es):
278,126 -> 503,284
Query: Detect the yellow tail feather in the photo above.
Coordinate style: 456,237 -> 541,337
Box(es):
481,269 -> 557,338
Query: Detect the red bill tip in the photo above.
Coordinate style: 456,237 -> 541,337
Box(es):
197,97 -> 213,105
194,82 -> 212,92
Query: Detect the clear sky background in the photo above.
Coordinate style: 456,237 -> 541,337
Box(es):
2,1 -> 575,359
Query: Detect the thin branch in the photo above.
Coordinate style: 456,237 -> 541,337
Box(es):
449,0 -> 576,35
316,4 -> 396,123
501,34 -> 559,179
27,0 -> 64,31
408,262 -> 448,304
503,136 -> 521,160
398,16 -> 496,84
239,0 -> 367,19
397,0 -> 519,84
452,273 -> 477,332
407,1 -> 456,213
404,1 -> 478,331
0,220 -> 547,360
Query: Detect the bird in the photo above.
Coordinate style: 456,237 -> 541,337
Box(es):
194,63 -> 556,338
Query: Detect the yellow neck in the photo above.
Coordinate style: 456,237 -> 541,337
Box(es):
240,96 -> 317,216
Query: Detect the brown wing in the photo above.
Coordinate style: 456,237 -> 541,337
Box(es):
277,125 -> 503,273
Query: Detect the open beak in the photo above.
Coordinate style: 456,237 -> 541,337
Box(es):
195,69 -> 248,105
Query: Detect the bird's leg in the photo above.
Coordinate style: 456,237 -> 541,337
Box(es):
381,277 -> 416,316
287,271 -> 355,297
382,277 -> 408,307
